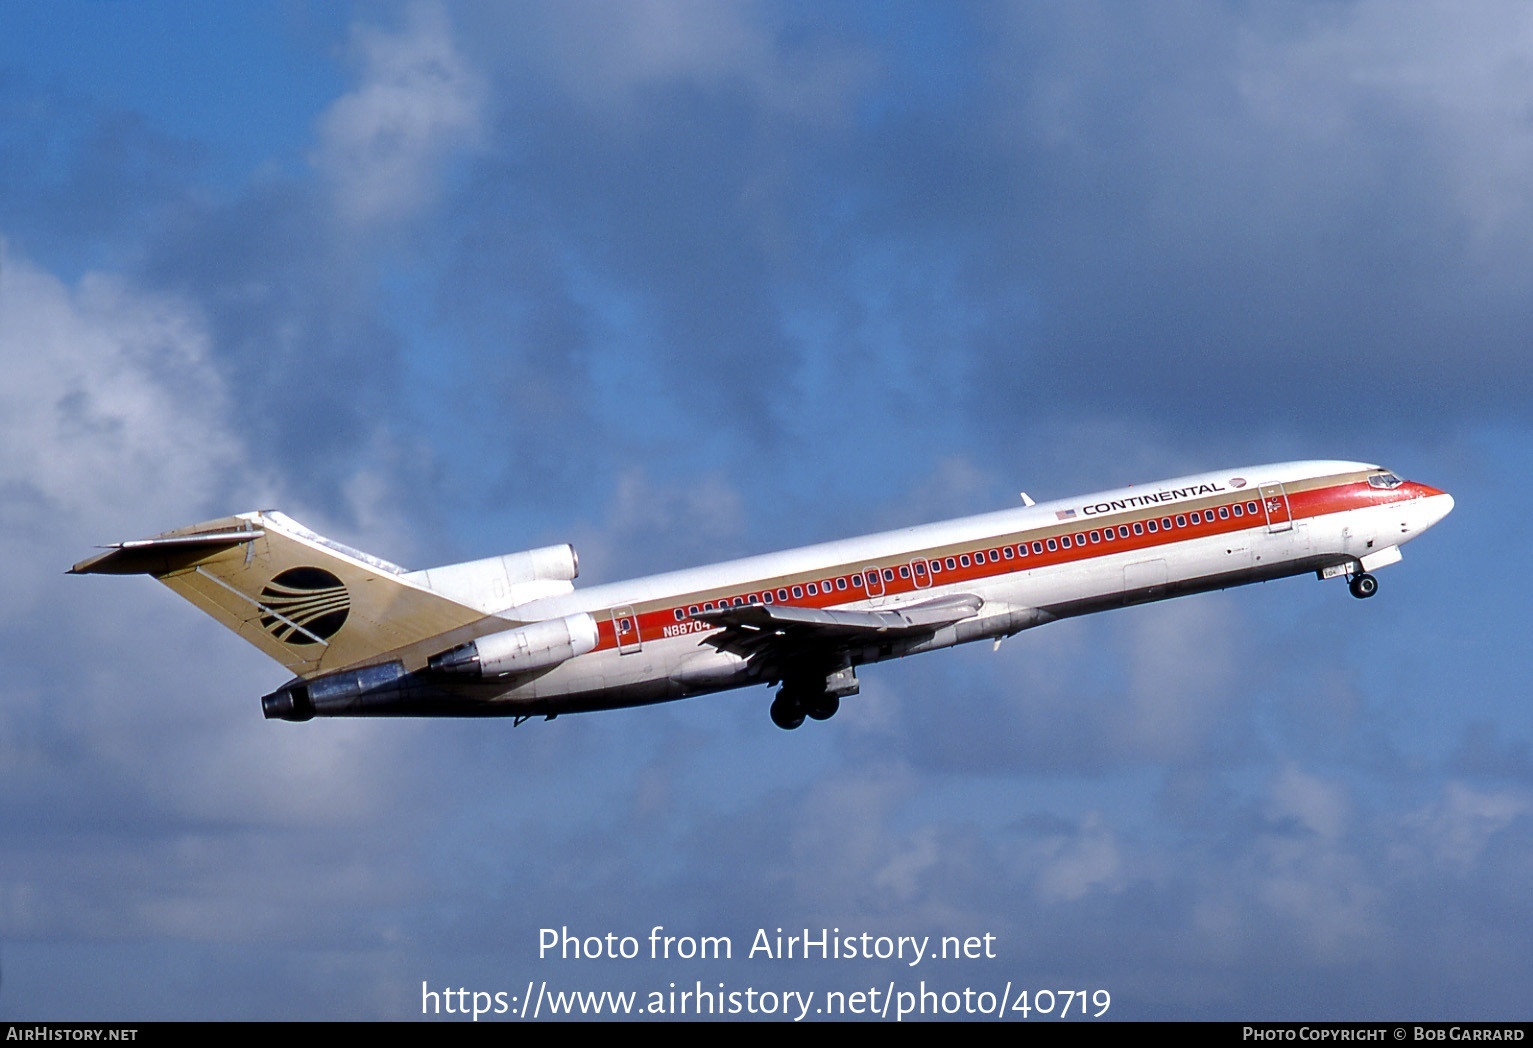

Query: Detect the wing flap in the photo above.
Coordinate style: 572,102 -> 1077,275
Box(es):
692,593 -> 988,681
695,593 -> 983,636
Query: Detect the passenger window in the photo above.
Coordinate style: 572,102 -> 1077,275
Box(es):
1175,515 -> 1186,528
1247,501 -> 1259,514
1075,533 -> 1086,545
1233,504 -> 1243,517
899,566 -> 910,579
1047,538 -> 1057,551
914,562 -> 926,576
807,583 -> 818,595
791,586 -> 802,598
1161,517 -> 1172,530
960,554 -> 972,567
1147,520 -> 1158,533
1032,541 -> 1043,554
1090,531 -> 1100,543
836,578 -> 847,591
1061,535 -> 1072,548
1134,522 -> 1145,535
1118,526 -> 1129,538
1219,506 -> 1229,519
1003,546 -> 1014,559
883,568 -> 894,582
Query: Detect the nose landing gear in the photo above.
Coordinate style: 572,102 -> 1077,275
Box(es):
1348,572 -> 1378,599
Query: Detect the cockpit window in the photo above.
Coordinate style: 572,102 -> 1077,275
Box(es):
1368,472 -> 1404,489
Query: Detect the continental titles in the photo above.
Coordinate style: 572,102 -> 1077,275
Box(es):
1079,482 -> 1227,517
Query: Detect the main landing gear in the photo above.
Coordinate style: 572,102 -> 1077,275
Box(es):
769,666 -> 859,730
770,689 -> 836,730
1348,572 -> 1379,599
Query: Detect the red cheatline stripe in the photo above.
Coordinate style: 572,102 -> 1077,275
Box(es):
587,476 -> 1421,652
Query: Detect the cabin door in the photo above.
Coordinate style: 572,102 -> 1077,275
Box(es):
1259,483 -> 1293,533
610,606 -> 642,654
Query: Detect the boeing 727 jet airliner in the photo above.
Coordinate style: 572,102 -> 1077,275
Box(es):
71,460 -> 1452,730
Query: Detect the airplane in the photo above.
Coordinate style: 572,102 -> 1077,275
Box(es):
70,460 -> 1453,731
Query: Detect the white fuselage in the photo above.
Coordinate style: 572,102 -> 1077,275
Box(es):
461,459 -> 1452,716
76,456 -> 1453,726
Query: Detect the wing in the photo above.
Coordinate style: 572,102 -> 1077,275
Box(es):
693,592 -> 985,680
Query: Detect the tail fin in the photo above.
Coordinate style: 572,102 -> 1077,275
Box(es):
70,511 -> 485,678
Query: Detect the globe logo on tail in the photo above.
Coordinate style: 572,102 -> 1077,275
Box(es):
259,567 -> 350,645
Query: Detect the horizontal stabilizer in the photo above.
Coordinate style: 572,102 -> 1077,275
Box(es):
70,525 -> 265,576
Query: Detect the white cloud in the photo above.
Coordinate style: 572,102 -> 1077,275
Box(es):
1265,765 -> 1350,840
313,3 -> 485,226
1235,1 -> 1533,246
0,241 -> 426,947
1398,781 -> 1531,876
515,0 -> 875,125
0,243 -> 246,608
1032,812 -> 1125,903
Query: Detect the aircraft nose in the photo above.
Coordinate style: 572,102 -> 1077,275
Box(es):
1419,487 -> 1454,529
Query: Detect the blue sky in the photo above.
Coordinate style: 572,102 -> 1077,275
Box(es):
1,0 -> 1530,1020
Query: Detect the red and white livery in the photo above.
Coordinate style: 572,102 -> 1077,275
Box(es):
71,460 -> 1453,730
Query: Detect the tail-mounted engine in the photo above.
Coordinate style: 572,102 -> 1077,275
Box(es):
261,661 -> 442,721
404,544 -> 582,611
426,613 -> 599,679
